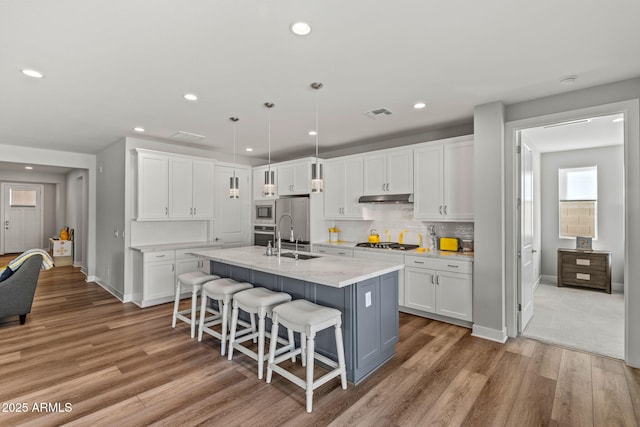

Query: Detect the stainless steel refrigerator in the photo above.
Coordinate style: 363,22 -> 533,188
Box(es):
275,196 -> 310,244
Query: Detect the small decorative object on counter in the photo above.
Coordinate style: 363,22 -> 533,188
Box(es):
368,229 -> 380,244
329,227 -> 340,242
266,240 -> 274,256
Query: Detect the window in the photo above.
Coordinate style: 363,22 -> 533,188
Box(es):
559,166 -> 597,239
9,189 -> 37,207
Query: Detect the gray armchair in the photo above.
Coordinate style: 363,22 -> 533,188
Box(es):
0,254 -> 42,325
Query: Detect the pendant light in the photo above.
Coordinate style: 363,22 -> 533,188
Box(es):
263,102 -> 276,197
310,82 -> 323,193
229,117 -> 240,199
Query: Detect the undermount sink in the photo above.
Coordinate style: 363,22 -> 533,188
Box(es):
280,252 -> 320,260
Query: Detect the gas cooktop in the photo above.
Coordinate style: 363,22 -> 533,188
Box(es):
355,242 -> 420,251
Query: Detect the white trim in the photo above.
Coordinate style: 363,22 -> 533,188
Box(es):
471,324 -> 508,343
94,278 -> 125,302
541,274 -> 557,284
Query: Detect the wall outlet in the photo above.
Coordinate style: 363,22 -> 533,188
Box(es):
365,291 -> 372,308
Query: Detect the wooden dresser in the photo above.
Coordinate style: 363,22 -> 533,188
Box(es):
557,249 -> 612,293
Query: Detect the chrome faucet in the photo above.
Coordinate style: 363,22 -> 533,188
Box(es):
277,213 -> 295,257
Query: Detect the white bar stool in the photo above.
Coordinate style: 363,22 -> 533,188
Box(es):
198,278 -> 253,356
172,271 -> 220,338
266,299 -> 347,413
227,287 -> 294,379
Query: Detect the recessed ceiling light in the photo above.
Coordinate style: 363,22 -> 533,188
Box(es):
290,22 -> 311,36
245,147 -> 254,152
21,69 -> 44,79
25,166 -> 33,170
560,76 -> 577,86
134,127 -> 145,132
413,102 -> 426,109
183,93 -> 198,101
613,117 -> 624,123
308,130 -> 317,136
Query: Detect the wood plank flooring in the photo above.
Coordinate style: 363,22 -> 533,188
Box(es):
1,258 -> 639,426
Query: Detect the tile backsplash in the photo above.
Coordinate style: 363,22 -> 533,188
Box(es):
323,204 -> 473,246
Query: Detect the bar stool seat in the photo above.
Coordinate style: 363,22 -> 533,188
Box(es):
227,287 -> 294,379
198,278 -> 253,355
172,271 -> 220,338
266,299 -> 347,413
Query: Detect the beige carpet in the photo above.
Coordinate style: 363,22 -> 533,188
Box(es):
522,281 -> 624,359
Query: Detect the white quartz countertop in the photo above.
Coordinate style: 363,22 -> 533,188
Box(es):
189,246 -> 404,288
313,241 -> 474,262
130,241 -> 219,253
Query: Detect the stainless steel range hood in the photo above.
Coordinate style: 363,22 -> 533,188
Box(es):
358,193 -> 414,204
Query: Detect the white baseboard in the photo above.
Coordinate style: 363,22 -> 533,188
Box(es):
541,274 -> 557,284
94,278 -> 125,302
471,324 -> 508,343
613,281 -> 624,293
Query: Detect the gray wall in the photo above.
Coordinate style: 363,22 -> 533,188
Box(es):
540,145 -> 624,283
96,139 -> 126,298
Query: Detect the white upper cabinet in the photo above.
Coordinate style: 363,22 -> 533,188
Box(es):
252,165 -> 278,201
135,151 -> 169,219
323,156 -> 363,219
191,160 -> 215,218
414,136 -> 474,221
134,149 -> 214,220
277,159 -> 311,196
363,147 -> 413,195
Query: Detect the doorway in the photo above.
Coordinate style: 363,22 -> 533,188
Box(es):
1,183 -> 44,253
516,113 -> 625,359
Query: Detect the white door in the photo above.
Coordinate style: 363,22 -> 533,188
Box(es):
2,183 -> 43,253
404,267 -> 436,313
519,141 -> 535,332
214,166 -> 250,246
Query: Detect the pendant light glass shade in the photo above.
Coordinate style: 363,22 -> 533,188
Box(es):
263,102 -> 276,197
229,117 -> 240,199
310,82 -> 324,193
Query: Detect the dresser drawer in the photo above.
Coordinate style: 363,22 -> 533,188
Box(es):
561,253 -> 607,271
561,270 -> 608,289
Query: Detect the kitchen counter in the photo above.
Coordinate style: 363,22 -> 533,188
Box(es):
313,241 -> 474,262
189,245 -> 404,288
130,241 -> 219,253
191,245 -> 401,384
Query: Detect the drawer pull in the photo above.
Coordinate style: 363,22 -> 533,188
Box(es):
447,264 -> 459,268
413,261 -> 424,264
576,273 -> 591,281
155,255 -> 166,258
576,259 -> 590,266
338,252 -> 346,255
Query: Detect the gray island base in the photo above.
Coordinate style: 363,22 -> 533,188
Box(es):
190,246 -> 402,384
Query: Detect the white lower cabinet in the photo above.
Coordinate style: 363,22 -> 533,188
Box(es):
404,256 -> 472,322
313,245 -> 354,257
133,246 -> 215,307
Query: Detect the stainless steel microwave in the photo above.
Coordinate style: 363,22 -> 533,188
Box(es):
253,200 -> 276,224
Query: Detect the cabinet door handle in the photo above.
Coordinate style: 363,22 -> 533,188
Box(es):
443,205 -> 448,215
338,252 -> 346,255
172,264 -> 175,272
155,254 -> 166,258
165,206 -> 168,215
318,249 -> 326,253
382,183 -> 386,192
439,205 -> 443,215
386,183 -> 390,191
431,274 -> 435,284
193,207 -> 196,215
435,275 -> 439,285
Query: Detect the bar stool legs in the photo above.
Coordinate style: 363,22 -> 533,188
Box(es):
266,299 -> 347,413
197,278 -> 253,356
172,271 -> 220,338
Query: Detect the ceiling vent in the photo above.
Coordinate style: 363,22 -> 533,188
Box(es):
364,108 -> 393,119
169,130 -> 206,142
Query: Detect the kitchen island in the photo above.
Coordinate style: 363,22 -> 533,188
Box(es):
189,246 -> 404,384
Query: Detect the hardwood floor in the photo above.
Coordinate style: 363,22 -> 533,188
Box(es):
1,258 -> 639,426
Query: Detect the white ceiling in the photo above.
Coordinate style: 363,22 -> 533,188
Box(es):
1,1 -> 639,163
522,113 -> 624,153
